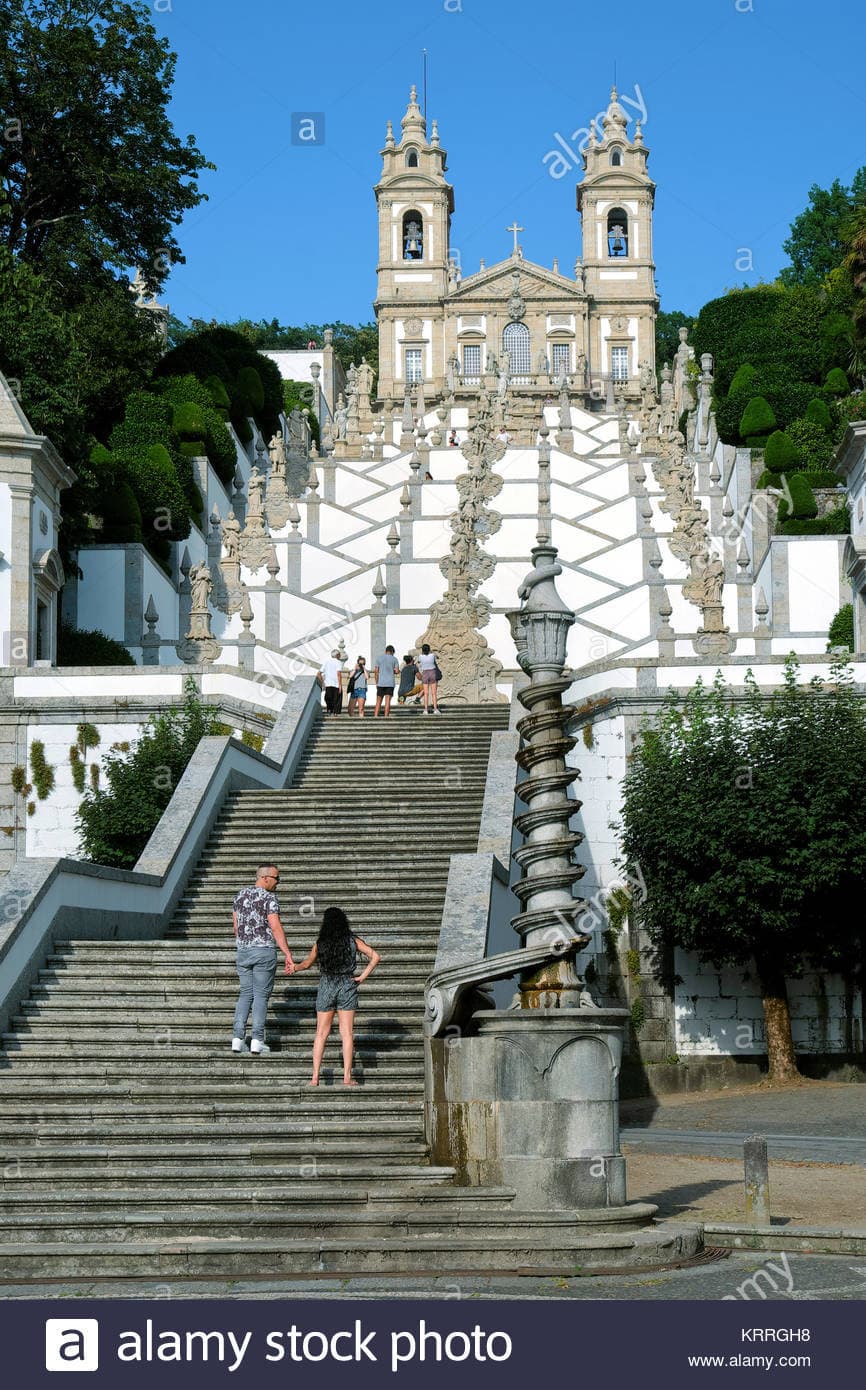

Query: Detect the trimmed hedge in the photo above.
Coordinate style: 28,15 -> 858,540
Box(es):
739,395 -> 776,441
172,401 -> 207,439
205,374 -> 231,416
58,625 -> 135,667
101,480 -> 143,542
156,327 -> 284,442
692,285 -> 826,396
763,429 -> 799,472
780,506 -> 850,535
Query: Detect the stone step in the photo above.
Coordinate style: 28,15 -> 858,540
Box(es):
1,1117 -> 424,1144
45,951 -> 434,970
0,1150 -> 431,1178
0,1162 -> 447,1191
0,1225 -> 697,1279
36,968 -> 431,987
0,1096 -> 423,1119
0,1055 -> 425,1077
0,1184 -> 513,1218
20,995 -> 426,1014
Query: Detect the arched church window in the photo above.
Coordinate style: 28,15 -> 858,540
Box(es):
607,208 -> 628,257
610,148 -> 623,167
502,321 -> 531,375
402,210 -> 423,260
405,149 -> 419,168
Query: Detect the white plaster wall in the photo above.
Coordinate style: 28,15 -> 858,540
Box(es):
75,550 -> 126,640
785,538 -> 844,633
142,551 -> 180,640
24,721 -> 143,858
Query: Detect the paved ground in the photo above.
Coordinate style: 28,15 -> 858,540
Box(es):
3,1254 -> 866,1300
621,1080 -> 866,1228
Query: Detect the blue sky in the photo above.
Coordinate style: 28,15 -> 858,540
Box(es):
157,0 -> 866,329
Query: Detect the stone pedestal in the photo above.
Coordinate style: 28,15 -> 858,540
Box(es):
430,1008 -> 640,1214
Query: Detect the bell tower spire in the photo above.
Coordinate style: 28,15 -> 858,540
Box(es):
577,86 -> 658,390
374,84 -> 454,401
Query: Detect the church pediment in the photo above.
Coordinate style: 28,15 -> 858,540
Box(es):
452,257 -> 583,305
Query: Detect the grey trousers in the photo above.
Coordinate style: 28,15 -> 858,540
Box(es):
233,945 -> 278,1042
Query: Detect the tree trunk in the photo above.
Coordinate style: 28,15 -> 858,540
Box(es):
756,956 -> 800,1084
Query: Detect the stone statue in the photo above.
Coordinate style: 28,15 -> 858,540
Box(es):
189,562 -> 212,615
497,363 -> 509,397
334,393 -> 348,441
446,353 -> 460,392
575,351 -> 587,381
535,349 -> 549,376
558,386 -> 571,432
695,551 -> 725,609
268,432 -> 287,470
247,465 -> 265,522
221,509 -> 240,559
357,357 -> 374,397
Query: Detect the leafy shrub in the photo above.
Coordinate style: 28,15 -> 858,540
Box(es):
824,367 -> 850,395
728,362 -> 758,395
236,365 -> 265,414
29,741 -> 55,800
739,395 -> 776,442
157,326 -> 284,442
805,397 -> 833,433
155,374 -> 237,484
58,625 -> 135,666
836,392 -> 866,427
827,603 -> 855,652
801,469 -> 841,488
787,418 -> 836,473
120,443 -> 190,543
77,682 -> 223,868
763,429 -> 799,472
776,473 -> 817,525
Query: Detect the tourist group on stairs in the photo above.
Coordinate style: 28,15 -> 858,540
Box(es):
232,865 -> 380,1083
319,645 -> 442,716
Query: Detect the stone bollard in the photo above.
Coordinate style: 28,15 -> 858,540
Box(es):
744,1133 -> 770,1224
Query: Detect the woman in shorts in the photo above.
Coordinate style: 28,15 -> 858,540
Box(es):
417,642 -> 441,715
294,906 -> 380,1086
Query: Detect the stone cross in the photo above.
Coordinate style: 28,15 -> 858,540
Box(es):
506,221 -> 524,256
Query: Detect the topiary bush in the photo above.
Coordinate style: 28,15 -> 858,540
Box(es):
756,469 -> 783,490
172,400 -> 207,443
805,397 -> 833,434
763,429 -> 800,473
692,285 -> 826,395
827,603 -> 855,652
236,364 -> 265,415
739,395 -> 776,444
205,374 -> 231,417
118,443 -> 190,544
101,479 -> 143,543
156,326 -> 284,444
58,625 -> 135,666
824,367 -> 850,396
776,472 -> 817,525
787,418 -> 837,474
728,362 -> 758,395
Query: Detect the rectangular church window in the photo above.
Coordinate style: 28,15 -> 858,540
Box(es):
610,345 -> 629,382
551,343 -> 571,377
462,344 -> 481,378
404,348 -> 422,383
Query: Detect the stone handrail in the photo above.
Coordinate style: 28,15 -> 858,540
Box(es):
0,676 -> 321,1036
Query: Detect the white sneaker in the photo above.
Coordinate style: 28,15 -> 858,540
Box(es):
434,707 -> 442,715
231,1037 -> 248,1053
250,1040 -> 271,1055
423,707 -> 429,715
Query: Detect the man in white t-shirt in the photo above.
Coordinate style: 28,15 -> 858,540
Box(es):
319,648 -> 343,716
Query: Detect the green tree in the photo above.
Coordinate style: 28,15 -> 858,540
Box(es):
619,663 -> 866,1082
76,681 -> 223,867
655,310 -> 695,373
780,169 -> 866,287
0,0 -> 211,288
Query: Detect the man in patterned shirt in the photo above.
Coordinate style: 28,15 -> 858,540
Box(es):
231,863 -> 295,1055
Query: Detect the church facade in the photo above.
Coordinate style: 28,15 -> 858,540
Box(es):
374,85 -> 658,405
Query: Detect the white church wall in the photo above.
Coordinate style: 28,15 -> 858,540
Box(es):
25,720 -> 139,858
75,549 -> 126,639
141,552 -> 180,640
785,537 -> 846,633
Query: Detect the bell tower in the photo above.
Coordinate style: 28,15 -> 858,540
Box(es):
577,88 -> 658,390
374,86 -> 454,400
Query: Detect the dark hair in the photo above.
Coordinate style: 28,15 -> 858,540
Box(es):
317,906 -> 355,974
385,644 -> 395,653
421,643 -> 430,655
403,654 -> 413,663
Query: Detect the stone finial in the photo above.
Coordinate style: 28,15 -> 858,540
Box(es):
385,118 -> 395,148
306,463 -> 320,494
409,449 -> 421,477
288,501 -> 301,532
141,594 -> 161,665
431,118 -> 440,147
400,483 -> 411,512
755,587 -> 770,621
737,538 -> 751,571
265,545 -> 280,579
552,256 -> 559,274
372,566 -> 386,602
722,496 -> 734,520
209,505 -> 221,534
709,458 -> 722,491
144,595 -> 159,631
239,587 -> 254,628
323,327 -> 334,346
179,546 -> 192,578
634,120 -> 644,146
387,522 -> 399,551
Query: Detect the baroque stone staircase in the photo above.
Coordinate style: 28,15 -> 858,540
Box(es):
0,704 -> 552,1281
